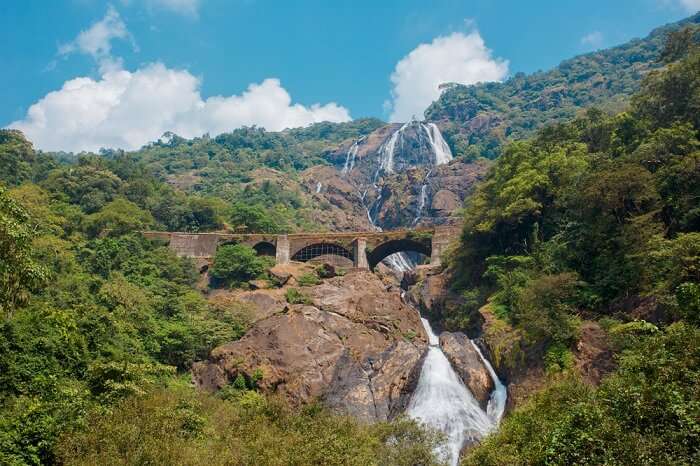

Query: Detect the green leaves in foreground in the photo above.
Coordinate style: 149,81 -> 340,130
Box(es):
56,388 -> 444,466
463,322 -> 700,466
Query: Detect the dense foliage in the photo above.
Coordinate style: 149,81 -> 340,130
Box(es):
56,388 -> 443,466
427,13 -> 700,160
452,24 -> 700,465
0,122 -> 438,464
464,322 -> 700,465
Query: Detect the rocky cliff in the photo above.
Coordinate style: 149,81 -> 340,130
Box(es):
193,268 -> 429,421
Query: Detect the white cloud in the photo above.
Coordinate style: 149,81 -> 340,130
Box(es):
58,6 -> 136,72
387,30 -> 508,122
9,64 -> 351,152
659,0 -> 700,12
13,3 -> 349,152
581,31 -> 604,49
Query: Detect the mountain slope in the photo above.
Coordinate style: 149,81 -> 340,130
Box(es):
426,13 -> 700,159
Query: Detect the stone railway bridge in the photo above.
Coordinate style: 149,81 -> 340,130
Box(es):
141,225 -> 461,270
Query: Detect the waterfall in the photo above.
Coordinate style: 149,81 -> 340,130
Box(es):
315,182 -> 322,193
342,136 -> 364,174
407,318 -> 497,466
422,122 -> 453,165
376,122 -> 409,177
471,341 -> 507,423
374,121 -> 452,181
412,184 -> 428,226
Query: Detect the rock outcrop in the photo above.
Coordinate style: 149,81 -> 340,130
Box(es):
439,332 -> 494,409
192,270 -> 427,422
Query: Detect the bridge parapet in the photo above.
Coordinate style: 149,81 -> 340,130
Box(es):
140,224 -> 463,270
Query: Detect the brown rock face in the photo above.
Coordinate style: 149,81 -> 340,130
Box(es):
192,271 -> 427,422
431,189 -> 461,214
439,332 -> 494,409
574,321 -> 615,385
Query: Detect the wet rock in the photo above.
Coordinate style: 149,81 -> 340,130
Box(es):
439,332 -> 494,409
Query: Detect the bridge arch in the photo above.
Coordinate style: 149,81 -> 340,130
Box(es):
291,242 -> 354,263
367,238 -> 431,269
252,241 -> 276,257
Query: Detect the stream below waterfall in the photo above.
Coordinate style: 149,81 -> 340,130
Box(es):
406,313 -> 506,465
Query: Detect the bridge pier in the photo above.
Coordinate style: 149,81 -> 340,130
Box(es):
352,237 -> 369,269
430,226 -> 457,266
275,234 -> 290,265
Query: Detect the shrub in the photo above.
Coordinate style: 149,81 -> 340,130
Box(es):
210,244 -> 272,288
297,272 -> 321,286
285,288 -> 311,305
55,388 -> 444,466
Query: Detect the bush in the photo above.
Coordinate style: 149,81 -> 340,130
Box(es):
210,244 -> 272,288
297,272 -> 321,286
285,288 -> 312,305
514,273 -> 582,347
464,322 -> 700,465
55,388 -> 444,466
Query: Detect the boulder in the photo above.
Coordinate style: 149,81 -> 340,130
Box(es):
248,279 -> 270,290
268,268 -> 291,287
431,189 -> 460,214
316,262 -> 336,279
439,332 -> 494,409
192,271 -> 428,422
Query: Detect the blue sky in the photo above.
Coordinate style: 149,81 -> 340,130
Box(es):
2,0 -> 697,151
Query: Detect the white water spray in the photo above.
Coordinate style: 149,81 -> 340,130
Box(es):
423,122 -> 453,165
315,182 -> 322,193
471,340 -> 507,423
376,122 -> 409,176
408,318 -> 496,466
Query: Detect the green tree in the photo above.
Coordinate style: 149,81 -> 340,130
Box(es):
229,202 -> 281,233
210,244 -> 271,287
0,187 -> 46,317
83,198 -> 154,237
0,130 -> 35,187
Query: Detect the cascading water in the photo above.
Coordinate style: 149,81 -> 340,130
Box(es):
407,317 -> 499,466
342,136 -> 364,174
422,122 -> 453,165
315,182 -> 322,193
471,340 -> 507,422
376,122 -> 409,177
412,184 -> 428,226
374,121 -> 452,179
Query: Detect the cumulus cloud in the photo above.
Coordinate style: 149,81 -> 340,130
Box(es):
10,65 -> 351,152
581,31 -> 604,49
12,4 -> 350,152
387,30 -> 508,122
58,5 -> 136,72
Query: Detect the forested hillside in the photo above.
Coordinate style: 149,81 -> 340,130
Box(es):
0,130 -> 442,464
427,13 -> 700,160
445,25 -> 700,465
